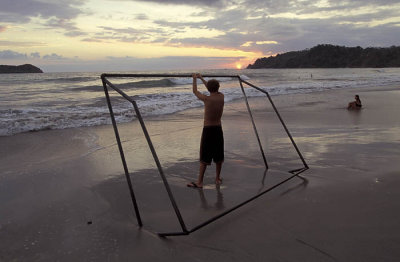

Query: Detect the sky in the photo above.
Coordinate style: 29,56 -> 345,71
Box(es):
0,0 -> 399,72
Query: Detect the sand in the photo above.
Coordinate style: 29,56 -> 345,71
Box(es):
1,85 -> 400,261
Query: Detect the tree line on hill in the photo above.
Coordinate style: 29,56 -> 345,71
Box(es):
247,44 -> 400,69
0,64 -> 43,73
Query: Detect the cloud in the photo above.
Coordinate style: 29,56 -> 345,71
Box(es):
0,50 -> 27,59
64,30 -> 88,37
2,0 -> 399,71
0,49 -> 72,63
135,0 -> 227,7
90,26 -> 169,43
241,41 -> 278,47
0,0 -> 85,23
0,40 -> 46,47
81,38 -> 105,43
45,17 -> 78,30
70,0 -> 399,61
42,17 -> 87,37
43,53 -> 67,60
135,13 -> 149,20
0,0 -> 87,38
30,52 -> 41,58
142,0 -> 400,55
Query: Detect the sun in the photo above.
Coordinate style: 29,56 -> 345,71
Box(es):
236,63 -> 242,69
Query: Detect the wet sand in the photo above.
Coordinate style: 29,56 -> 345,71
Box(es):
1,85 -> 400,261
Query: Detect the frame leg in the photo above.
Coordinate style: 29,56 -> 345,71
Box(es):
102,79 -> 143,227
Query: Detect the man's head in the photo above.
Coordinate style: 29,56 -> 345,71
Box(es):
206,79 -> 220,93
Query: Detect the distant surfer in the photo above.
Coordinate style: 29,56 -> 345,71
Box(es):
347,95 -> 362,109
187,73 -> 224,189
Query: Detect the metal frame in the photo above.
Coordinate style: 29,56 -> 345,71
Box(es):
100,73 -> 309,237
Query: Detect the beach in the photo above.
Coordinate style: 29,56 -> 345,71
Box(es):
1,82 -> 400,261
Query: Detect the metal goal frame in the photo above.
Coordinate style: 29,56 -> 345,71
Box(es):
100,73 -> 309,237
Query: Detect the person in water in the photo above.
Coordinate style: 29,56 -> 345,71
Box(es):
348,95 -> 362,109
187,73 -> 224,188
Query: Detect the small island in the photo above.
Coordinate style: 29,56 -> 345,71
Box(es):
0,64 -> 43,74
247,44 -> 400,69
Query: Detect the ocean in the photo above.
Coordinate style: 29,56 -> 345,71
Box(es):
1,68 -> 400,136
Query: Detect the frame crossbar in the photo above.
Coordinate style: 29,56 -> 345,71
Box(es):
100,73 -> 309,237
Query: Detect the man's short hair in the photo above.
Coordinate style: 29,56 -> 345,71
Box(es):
206,79 -> 220,93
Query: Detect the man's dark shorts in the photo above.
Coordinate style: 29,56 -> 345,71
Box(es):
200,125 -> 224,165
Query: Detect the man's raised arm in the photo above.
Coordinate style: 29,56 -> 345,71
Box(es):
192,73 -> 207,101
197,73 -> 208,88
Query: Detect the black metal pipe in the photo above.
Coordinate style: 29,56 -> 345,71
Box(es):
158,231 -> 189,237
103,78 -> 134,103
241,79 -> 309,169
158,172 -> 301,237
239,79 -> 268,169
290,167 -> 308,176
239,79 -> 268,94
102,79 -> 143,227
130,99 -> 189,233
188,172 -> 299,233
102,76 -> 188,233
102,73 -> 239,79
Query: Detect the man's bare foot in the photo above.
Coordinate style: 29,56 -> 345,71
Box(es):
187,182 -> 203,188
215,178 -> 223,185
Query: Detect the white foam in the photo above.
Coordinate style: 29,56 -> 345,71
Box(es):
239,75 -> 250,80
2,68 -> 400,136
169,78 -> 192,85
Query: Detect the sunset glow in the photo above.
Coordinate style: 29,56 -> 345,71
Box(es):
0,0 -> 399,72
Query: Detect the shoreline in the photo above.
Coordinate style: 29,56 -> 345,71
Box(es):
2,82 -> 400,138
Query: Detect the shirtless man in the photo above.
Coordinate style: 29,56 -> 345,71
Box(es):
187,73 -> 224,188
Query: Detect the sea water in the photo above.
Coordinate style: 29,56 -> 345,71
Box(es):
1,68 -> 400,136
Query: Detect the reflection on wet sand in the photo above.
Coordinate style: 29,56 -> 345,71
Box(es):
197,186 -> 225,210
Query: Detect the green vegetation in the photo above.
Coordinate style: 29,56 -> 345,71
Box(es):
247,44 -> 400,69
0,64 -> 43,73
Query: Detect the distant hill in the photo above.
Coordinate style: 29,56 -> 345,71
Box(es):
247,44 -> 400,69
0,64 -> 43,73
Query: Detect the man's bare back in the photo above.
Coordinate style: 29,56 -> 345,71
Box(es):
203,92 -> 224,126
